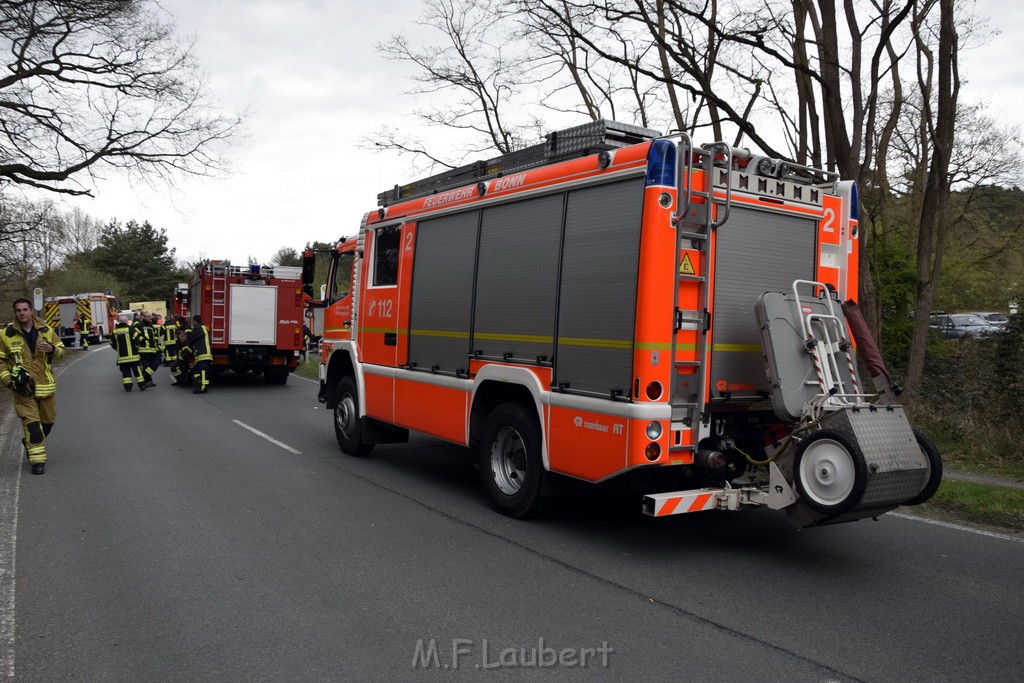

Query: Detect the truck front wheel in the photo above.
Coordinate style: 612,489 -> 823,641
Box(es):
478,402 -> 545,518
334,376 -> 373,456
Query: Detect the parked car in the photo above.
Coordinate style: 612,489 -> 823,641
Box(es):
965,311 -> 1009,327
928,313 -> 1002,339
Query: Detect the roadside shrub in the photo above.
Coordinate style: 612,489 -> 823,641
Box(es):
902,322 -> 1024,477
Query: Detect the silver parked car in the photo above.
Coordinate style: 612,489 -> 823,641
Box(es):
928,313 -> 1002,339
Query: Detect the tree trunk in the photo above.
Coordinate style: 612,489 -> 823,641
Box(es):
904,0 -> 959,394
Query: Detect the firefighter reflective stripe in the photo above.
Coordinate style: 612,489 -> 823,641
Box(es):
137,324 -> 157,352
0,322 -> 63,396
111,326 -> 140,363
191,325 -> 213,362
0,340 -> 9,386
161,322 -> 178,345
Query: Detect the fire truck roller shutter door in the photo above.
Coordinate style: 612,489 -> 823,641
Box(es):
555,178 -> 644,396
408,211 -> 479,374
710,206 -> 816,397
473,194 -> 563,363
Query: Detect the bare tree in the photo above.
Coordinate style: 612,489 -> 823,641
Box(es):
0,0 -> 243,197
0,194 -> 52,303
369,0 -> 538,169
57,206 -> 102,258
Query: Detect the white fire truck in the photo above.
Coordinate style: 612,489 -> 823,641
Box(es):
187,259 -> 315,384
43,292 -> 116,344
316,120 -> 942,527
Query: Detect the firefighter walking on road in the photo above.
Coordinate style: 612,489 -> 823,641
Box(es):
0,298 -> 65,475
111,314 -> 146,391
187,315 -> 212,394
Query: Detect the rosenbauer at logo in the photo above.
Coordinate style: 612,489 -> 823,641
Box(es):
572,416 -> 624,435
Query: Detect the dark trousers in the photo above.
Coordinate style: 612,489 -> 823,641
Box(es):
192,360 -> 212,393
118,362 -> 145,390
140,352 -> 160,378
163,343 -> 178,365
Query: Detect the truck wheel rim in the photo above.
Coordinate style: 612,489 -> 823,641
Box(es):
490,426 -> 527,496
336,395 -> 356,437
798,438 -> 856,507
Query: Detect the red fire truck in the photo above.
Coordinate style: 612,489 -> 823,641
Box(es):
187,259 -> 314,384
316,120 -> 941,527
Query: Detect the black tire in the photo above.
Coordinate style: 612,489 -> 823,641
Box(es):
334,376 -> 373,456
478,402 -> 545,518
264,368 -> 289,385
902,429 -> 943,506
793,429 -> 868,516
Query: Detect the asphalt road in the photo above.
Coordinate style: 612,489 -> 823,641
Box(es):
2,348 -> 1022,681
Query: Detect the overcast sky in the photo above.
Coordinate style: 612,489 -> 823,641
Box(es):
60,0 -> 1024,267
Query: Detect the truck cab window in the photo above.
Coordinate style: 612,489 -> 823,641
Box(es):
373,225 -> 400,286
331,252 -> 353,302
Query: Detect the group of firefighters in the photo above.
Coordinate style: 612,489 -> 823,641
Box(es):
108,311 -> 212,394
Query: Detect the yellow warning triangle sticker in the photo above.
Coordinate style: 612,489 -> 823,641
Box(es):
679,253 -> 695,275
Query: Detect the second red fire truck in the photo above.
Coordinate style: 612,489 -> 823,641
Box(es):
315,120 -> 942,528
185,259 -> 314,384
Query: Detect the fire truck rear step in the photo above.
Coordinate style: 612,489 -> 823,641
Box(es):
643,463 -> 796,516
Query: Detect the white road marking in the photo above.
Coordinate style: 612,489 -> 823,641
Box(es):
232,420 -> 302,454
0,412 -> 21,678
890,512 -> 1024,544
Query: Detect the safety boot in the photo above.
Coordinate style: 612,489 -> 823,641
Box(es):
31,463 -> 44,475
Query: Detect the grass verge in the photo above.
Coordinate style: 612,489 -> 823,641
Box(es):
295,358 -> 318,380
917,479 -> 1024,532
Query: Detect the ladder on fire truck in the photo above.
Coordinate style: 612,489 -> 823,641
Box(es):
210,262 -> 229,345
669,134 -> 735,452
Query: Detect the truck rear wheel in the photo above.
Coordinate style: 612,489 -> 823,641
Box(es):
334,376 -> 373,456
264,367 -> 289,385
902,429 -> 943,506
478,402 -> 544,518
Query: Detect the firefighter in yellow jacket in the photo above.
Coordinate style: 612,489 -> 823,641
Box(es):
110,314 -> 147,391
0,298 -> 65,475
